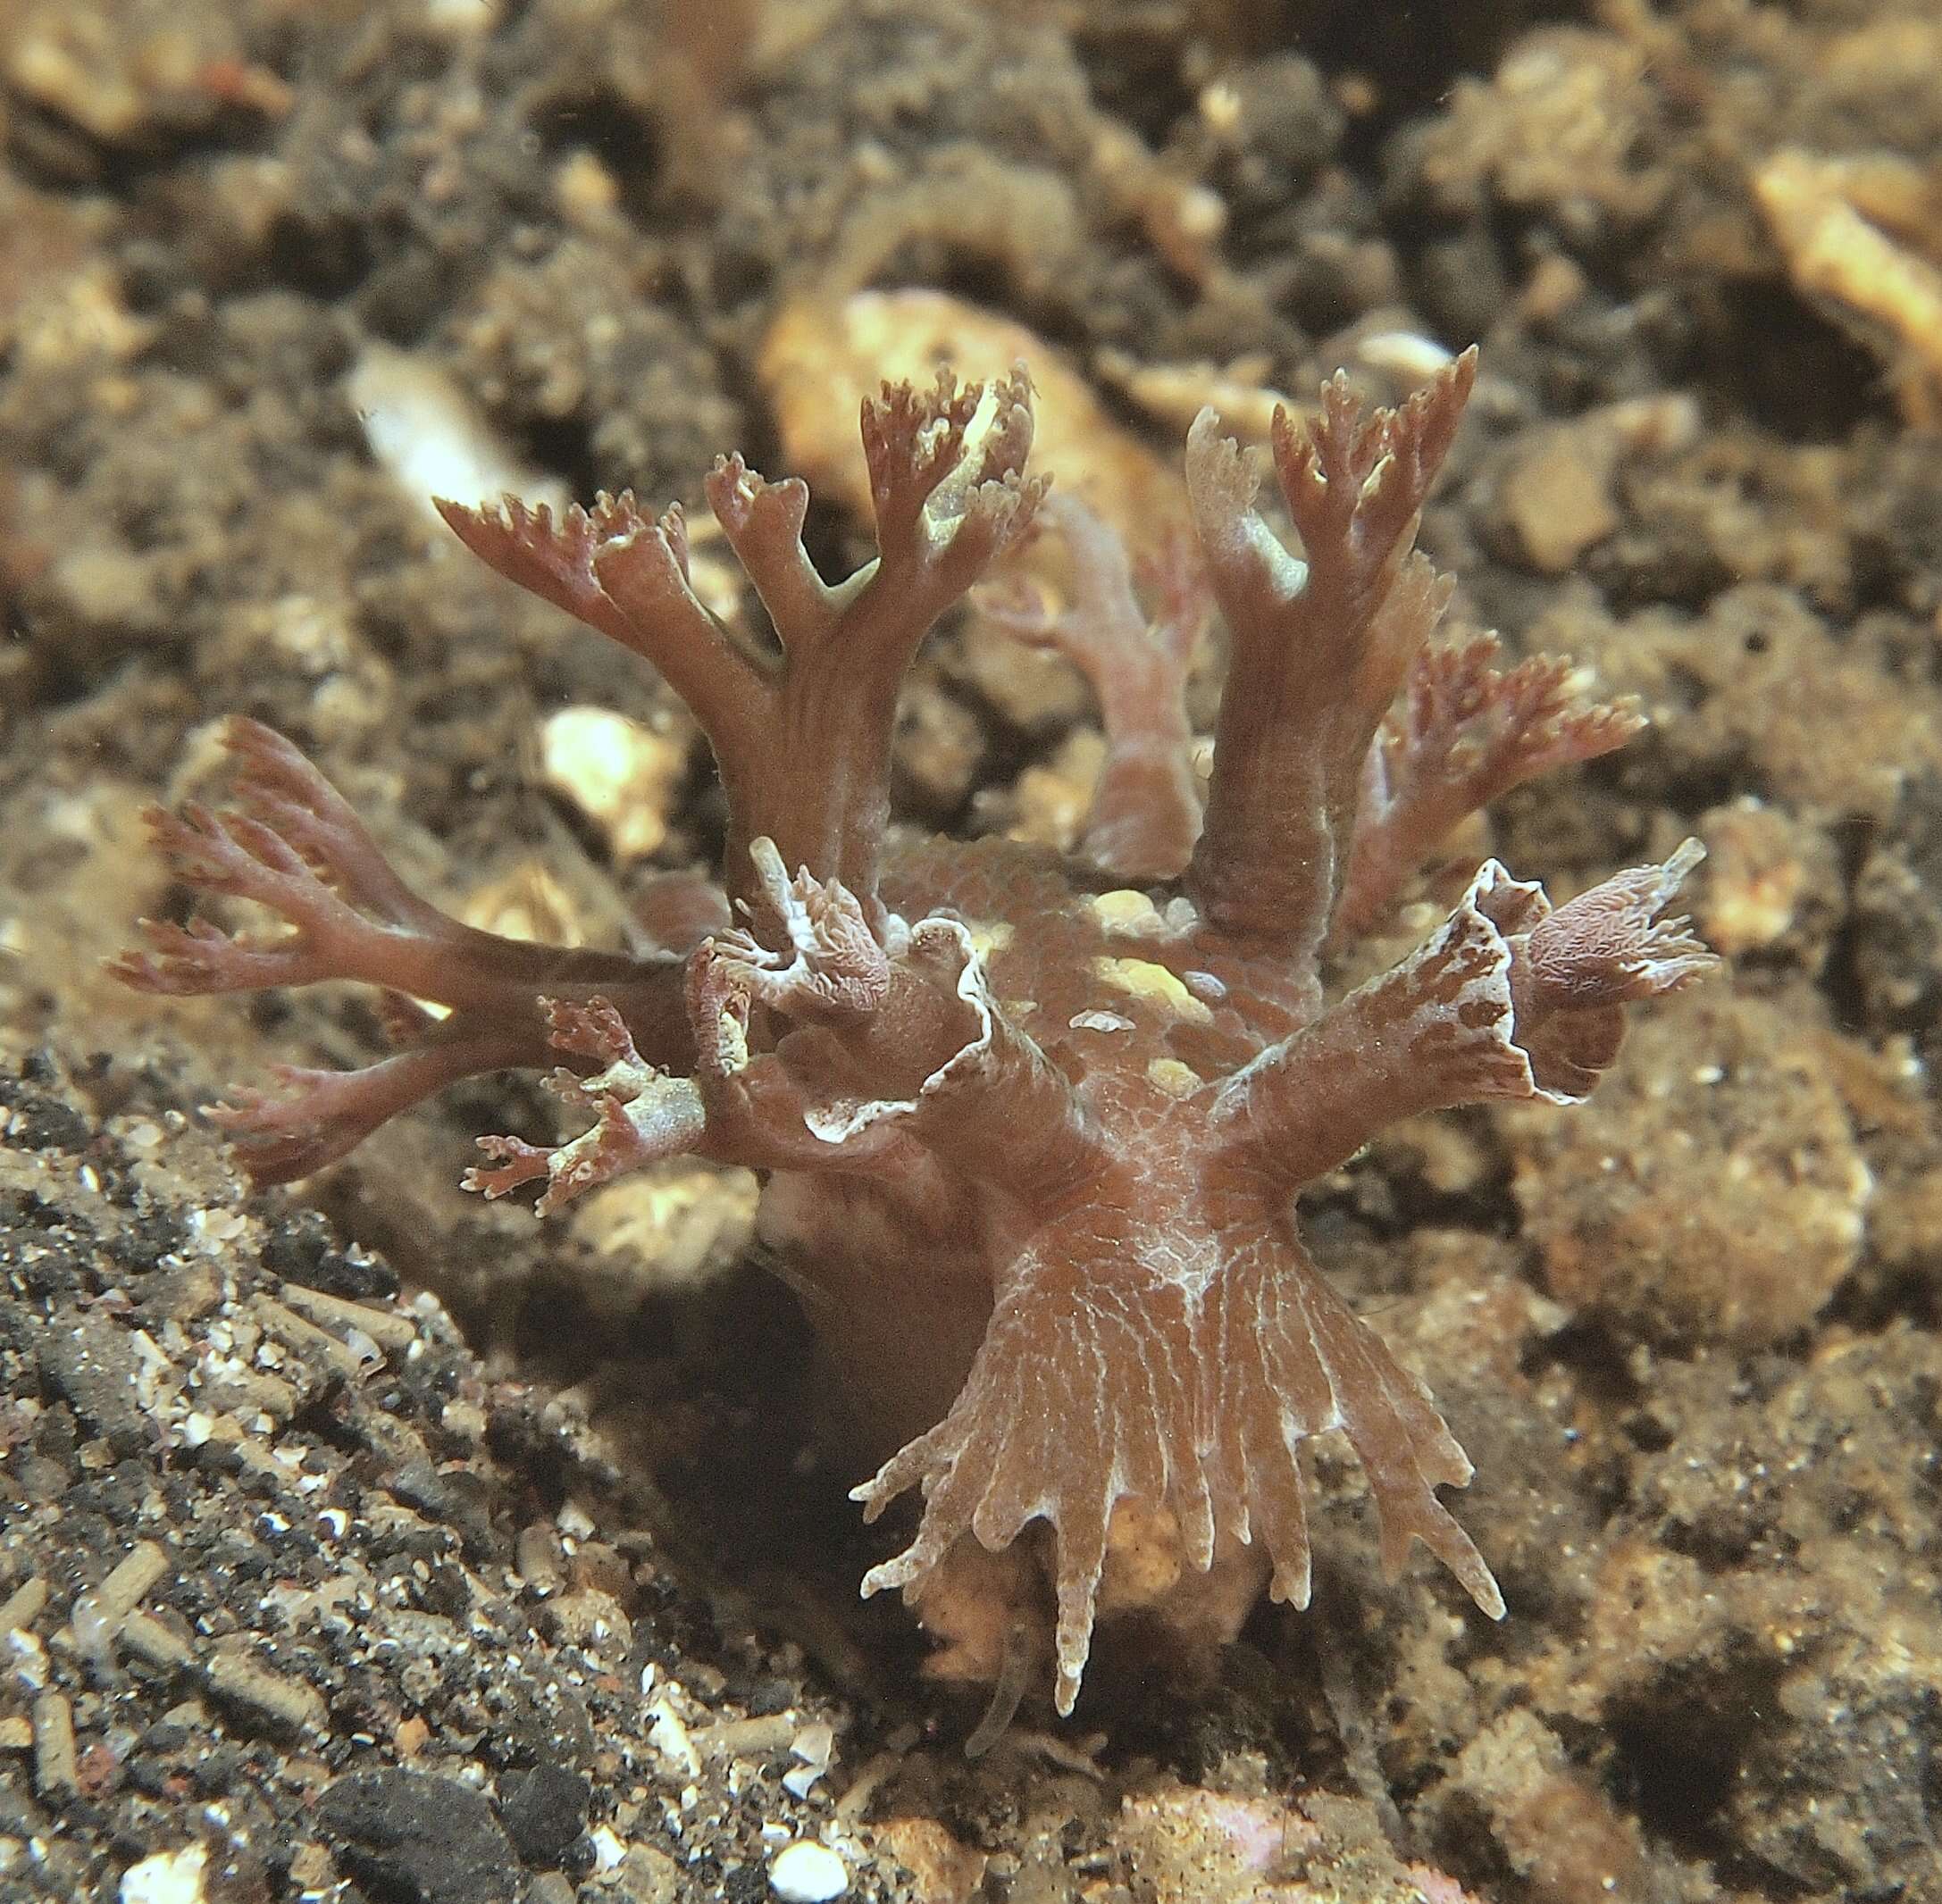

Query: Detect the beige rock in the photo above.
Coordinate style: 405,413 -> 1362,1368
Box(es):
461,860 -> 590,948
988,728 -> 1106,853
565,1162 -> 760,1307
1495,418 -> 1622,573
866,1818 -> 987,1904
1503,990 -> 1871,1348
540,706 -> 693,864
1695,796 -> 1840,965
759,288 -> 1183,547
1755,147 -> 1942,427
1115,1785 -> 1486,1904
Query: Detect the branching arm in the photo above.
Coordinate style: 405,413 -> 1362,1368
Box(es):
1184,351 -> 1477,965
438,491 -> 778,787
1333,632 -> 1645,943
1216,840 -> 1714,1192
979,493 -> 1204,881
442,370 -> 1042,931
732,368 -> 1044,921
110,719 -> 689,1184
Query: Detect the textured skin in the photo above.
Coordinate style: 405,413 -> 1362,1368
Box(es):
833,836 -> 1502,1712
117,357 -> 1713,1721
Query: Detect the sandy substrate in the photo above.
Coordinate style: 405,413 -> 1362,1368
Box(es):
2,2 -> 1940,1900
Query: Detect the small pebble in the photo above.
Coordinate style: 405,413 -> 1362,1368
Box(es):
119,1843 -> 209,1904
769,1838 -> 848,1901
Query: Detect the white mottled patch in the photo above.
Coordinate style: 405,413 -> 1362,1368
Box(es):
797,918 -> 992,1144
714,1006 -> 749,1073
1069,1009 -> 1134,1033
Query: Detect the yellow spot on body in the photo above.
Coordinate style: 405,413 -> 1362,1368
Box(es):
1092,956 -> 1214,1024
1146,1057 -> 1202,1099
1088,889 -> 1163,935
965,919 -> 1014,959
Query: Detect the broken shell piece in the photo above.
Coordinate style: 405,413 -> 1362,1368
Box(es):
347,342 -> 566,523
1754,147 -> 1942,427
769,1839 -> 848,1902
781,1719 -> 835,1799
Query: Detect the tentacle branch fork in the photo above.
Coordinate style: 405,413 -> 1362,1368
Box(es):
116,354 -> 1712,1718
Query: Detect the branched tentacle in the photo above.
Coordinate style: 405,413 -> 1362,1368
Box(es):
445,369 -> 1042,926
1201,1220 -> 1500,1617
1184,350 -> 1477,960
978,493 -> 1204,881
1503,837 -> 1714,1095
110,719 -> 687,1183
1216,842 -> 1712,1192
438,490 -> 777,771
1335,629 -> 1645,942
465,998 -> 707,1215
113,718 -> 680,1028
854,1218 -> 1208,1716
207,1019 -> 544,1185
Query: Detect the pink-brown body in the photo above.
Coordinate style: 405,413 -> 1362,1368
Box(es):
116,351 -> 1712,1717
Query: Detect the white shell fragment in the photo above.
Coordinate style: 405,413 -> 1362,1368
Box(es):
347,341 -> 566,523
120,1843 -> 209,1904
769,1838 -> 848,1901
